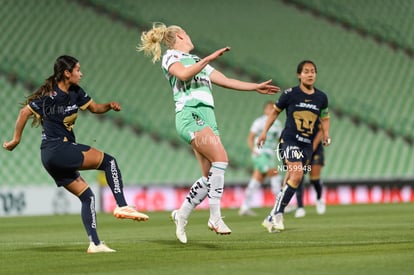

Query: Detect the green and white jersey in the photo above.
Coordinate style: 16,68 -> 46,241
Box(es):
251,115 -> 283,156
162,49 -> 215,112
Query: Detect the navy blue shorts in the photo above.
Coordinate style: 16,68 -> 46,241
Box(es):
311,142 -> 325,166
278,139 -> 313,167
41,140 -> 91,187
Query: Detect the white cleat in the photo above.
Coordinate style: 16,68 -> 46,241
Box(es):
87,242 -> 116,253
272,213 -> 285,232
316,199 -> 326,215
208,217 -> 232,235
113,205 -> 149,221
171,210 -> 188,244
294,207 -> 306,218
262,216 -> 275,233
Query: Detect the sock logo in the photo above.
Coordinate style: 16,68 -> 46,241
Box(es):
90,196 -> 97,229
186,180 -> 208,206
110,159 -> 121,194
214,188 -> 223,194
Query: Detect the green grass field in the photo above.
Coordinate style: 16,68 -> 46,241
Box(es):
0,203 -> 413,275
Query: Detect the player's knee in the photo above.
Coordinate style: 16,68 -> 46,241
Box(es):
98,153 -> 117,170
78,187 -> 95,202
211,153 -> 228,163
289,171 -> 304,187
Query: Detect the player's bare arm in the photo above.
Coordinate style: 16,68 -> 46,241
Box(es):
169,47 -> 230,81
3,105 -> 32,151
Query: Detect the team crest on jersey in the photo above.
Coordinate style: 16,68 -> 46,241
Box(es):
192,113 -> 205,126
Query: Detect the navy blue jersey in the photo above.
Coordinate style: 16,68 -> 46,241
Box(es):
28,85 -> 92,143
275,86 -> 329,144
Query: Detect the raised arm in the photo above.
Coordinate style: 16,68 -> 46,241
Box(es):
210,70 -> 280,94
169,47 -> 230,81
87,101 -> 121,114
3,105 -> 33,151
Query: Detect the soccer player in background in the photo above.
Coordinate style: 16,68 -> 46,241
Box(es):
239,101 -> 283,216
137,22 -> 280,243
257,60 -> 331,233
3,55 -> 149,253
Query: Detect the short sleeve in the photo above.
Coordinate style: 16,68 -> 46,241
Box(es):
275,88 -> 291,112
204,64 -> 214,76
162,51 -> 180,72
27,98 -> 43,118
76,87 -> 92,110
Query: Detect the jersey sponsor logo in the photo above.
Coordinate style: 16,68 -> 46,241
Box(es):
295,134 -> 312,144
31,102 -> 39,110
295,102 -> 319,111
192,75 -> 211,88
64,104 -> 78,113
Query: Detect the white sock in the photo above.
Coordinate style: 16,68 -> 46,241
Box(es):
179,177 -> 208,220
270,175 -> 282,197
241,178 -> 260,211
207,162 -> 227,220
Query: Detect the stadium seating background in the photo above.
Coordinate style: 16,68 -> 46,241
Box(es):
1,0 -> 413,187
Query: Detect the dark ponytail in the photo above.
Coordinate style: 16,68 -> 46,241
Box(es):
25,55 -> 79,127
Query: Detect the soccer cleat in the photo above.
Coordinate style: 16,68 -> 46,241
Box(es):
294,207 -> 306,218
316,199 -> 326,215
87,242 -> 116,253
113,205 -> 149,221
272,213 -> 285,232
262,216 -> 275,233
171,210 -> 188,244
208,217 -> 232,235
238,208 -> 257,216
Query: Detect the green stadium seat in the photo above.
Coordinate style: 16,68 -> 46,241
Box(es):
1,0 -> 413,186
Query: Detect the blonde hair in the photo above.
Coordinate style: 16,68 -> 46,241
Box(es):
137,22 -> 182,63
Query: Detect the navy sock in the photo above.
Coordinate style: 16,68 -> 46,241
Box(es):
310,179 -> 322,200
296,179 -> 304,208
98,153 -> 127,207
275,182 -> 297,214
79,188 -> 100,245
